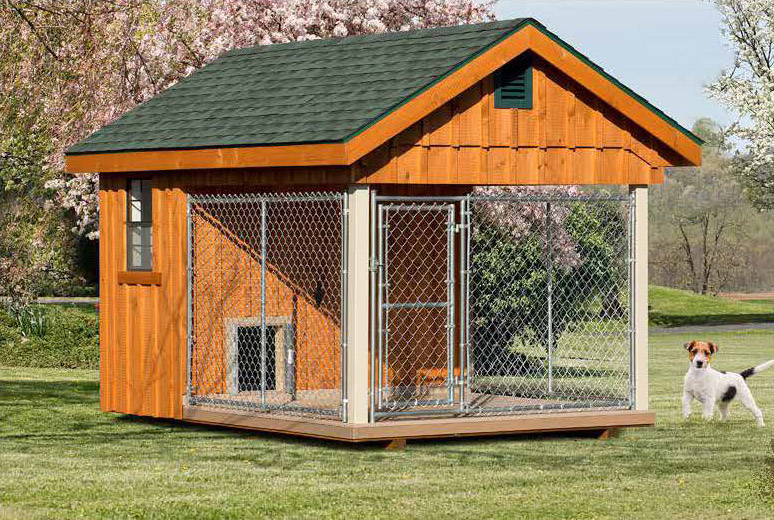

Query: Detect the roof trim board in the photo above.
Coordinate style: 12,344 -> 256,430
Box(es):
65,19 -> 701,173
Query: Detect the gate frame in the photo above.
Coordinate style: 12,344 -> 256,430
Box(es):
373,198 -> 458,419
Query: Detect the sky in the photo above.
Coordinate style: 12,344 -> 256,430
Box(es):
495,0 -> 735,133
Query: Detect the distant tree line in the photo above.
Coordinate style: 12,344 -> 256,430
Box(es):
649,118 -> 774,295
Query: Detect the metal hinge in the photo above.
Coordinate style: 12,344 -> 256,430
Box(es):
369,257 -> 379,271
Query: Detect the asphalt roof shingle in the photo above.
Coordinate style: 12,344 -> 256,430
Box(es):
67,19 -> 528,154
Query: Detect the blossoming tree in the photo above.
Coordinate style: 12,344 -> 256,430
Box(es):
708,0 -> 774,210
1,0 -> 494,295
4,0 -> 495,237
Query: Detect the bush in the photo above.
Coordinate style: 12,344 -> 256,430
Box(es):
0,305 -> 98,369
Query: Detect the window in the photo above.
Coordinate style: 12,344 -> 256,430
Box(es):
494,55 -> 533,109
126,179 -> 152,270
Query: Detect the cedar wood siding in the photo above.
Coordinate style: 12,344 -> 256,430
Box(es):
354,57 -> 679,185
99,174 -> 187,418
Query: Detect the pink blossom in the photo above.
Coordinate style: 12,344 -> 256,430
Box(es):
2,1 -> 495,239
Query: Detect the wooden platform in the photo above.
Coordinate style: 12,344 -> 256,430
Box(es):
182,405 -> 655,443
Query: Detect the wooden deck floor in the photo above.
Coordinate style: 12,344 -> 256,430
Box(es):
182,404 -> 654,443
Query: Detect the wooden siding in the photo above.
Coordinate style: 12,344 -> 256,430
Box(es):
354,57 -> 676,186
99,173 -> 187,419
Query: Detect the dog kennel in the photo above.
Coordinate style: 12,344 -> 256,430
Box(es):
65,18 -> 701,442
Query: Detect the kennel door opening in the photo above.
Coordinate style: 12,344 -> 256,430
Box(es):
376,201 -> 457,416
236,326 -> 276,392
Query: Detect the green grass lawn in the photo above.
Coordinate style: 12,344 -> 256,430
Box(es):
650,285 -> 774,327
2,331 -> 773,519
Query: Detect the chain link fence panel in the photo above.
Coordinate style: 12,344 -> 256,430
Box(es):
465,192 -> 633,415
373,191 -> 633,419
375,202 -> 457,416
186,191 -> 346,421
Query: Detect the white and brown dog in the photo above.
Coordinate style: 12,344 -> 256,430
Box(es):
682,340 -> 773,427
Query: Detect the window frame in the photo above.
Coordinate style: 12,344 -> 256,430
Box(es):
126,178 -> 153,271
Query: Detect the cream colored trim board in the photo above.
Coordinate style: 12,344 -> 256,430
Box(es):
182,406 -> 655,442
631,185 -> 649,411
345,185 -> 371,423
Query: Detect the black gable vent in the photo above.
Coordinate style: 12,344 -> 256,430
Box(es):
494,55 -> 533,109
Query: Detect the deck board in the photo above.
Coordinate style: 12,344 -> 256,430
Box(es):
182,405 -> 654,442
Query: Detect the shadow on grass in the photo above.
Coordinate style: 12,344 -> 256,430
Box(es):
650,312 -> 774,328
1,379 -> 100,406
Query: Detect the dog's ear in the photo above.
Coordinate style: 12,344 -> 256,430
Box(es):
684,340 -> 695,351
708,341 -> 718,354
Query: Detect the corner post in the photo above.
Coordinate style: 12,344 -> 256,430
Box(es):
630,185 -> 648,411
346,185 -> 371,423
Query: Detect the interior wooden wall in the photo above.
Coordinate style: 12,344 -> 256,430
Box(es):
190,204 -> 341,395
353,56 -> 677,186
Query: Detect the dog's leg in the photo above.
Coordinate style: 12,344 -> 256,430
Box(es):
701,393 -> 715,421
718,401 -> 730,422
736,383 -> 764,427
681,392 -> 692,420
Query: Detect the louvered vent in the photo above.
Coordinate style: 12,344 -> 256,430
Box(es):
494,57 -> 532,109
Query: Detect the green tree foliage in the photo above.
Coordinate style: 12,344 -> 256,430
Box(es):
470,197 -> 627,375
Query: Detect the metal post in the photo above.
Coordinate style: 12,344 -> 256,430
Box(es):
465,197 -> 472,409
383,207 -> 391,407
458,198 -> 467,412
447,204 -> 455,404
546,201 -> 554,395
465,195 -> 473,410
377,205 -> 385,412
341,192 -> 349,423
369,190 -> 377,423
185,195 -> 193,400
260,199 -> 267,407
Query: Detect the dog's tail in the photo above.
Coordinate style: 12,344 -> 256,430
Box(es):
740,359 -> 774,379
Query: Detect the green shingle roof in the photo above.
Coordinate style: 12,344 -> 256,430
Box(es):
67,18 -> 700,156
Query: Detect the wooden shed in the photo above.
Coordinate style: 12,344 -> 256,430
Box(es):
66,18 -> 701,443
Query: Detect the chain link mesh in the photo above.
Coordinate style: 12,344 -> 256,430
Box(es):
187,191 -> 345,420
376,203 -> 456,413
374,192 -> 633,419
466,193 -> 633,415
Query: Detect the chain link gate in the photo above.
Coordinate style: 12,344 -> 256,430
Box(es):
372,191 -> 634,419
373,200 -> 459,418
186,191 -> 347,421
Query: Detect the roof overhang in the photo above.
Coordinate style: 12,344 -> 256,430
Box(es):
65,21 -> 701,174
